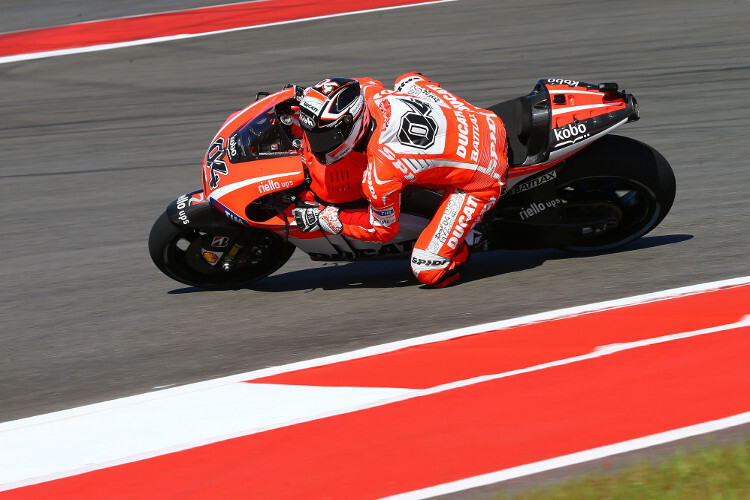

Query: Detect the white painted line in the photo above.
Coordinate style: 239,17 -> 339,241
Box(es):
381,411 -> 750,500
0,384 -> 416,489
0,0 -> 458,65
408,314 -> 750,398
1,276 -> 747,491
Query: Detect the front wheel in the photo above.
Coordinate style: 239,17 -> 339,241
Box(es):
148,212 -> 295,289
555,135 -> 676,252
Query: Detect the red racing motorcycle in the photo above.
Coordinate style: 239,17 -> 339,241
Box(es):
149,79 -> 676,289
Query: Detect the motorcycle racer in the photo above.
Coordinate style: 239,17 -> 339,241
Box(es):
293,73 -> 509,287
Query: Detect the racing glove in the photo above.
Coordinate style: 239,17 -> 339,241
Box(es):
318,206 -> 343,234
293,205 -> 343,234
293,206 -> 321,232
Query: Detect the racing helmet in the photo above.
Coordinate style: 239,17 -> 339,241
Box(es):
298,78 -> 370,165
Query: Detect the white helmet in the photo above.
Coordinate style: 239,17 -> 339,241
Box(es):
298,78 -> 371,165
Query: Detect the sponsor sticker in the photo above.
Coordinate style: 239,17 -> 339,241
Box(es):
518,198 -> 564,221
508,170 -> 557,195
411,256 -> 448,268
547,78 -> 580,87
211,236 -> 230,248
175,194 -> 190,225
395,75 -> 421,92
553,122 -> 589,146
227,134 -> 239,160
372,206 -> 396,226
378,98 -> 392,130
223,208 -> 249,225
300,96 -> 323,115
202,251 -> 221,264
299,113 -> 316,130
447,195 -> 479,249
373,207 -> 395,218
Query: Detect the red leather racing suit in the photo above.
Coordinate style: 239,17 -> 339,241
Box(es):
331,73 -> 508,286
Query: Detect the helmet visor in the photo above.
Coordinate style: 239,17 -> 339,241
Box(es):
303,119 -> 353,155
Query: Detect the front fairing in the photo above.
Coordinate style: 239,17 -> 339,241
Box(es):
201,88 -> 306,228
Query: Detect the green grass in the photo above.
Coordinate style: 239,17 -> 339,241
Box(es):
497,436 -> 750,500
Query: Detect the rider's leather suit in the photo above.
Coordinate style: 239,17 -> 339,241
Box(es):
312,73 -> 509,286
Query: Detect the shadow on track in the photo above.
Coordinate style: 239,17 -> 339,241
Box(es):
167,234 -> 693,293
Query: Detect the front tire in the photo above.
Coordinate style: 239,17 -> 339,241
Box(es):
555,135 -> 676,252
148,212 -> 295,289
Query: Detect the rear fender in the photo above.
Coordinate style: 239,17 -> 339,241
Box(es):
493,79 -> 639,169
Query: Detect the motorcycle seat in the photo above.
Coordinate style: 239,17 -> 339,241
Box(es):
489,92 -> 550,168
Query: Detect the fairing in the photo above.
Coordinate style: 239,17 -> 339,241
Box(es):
498,78 -> 638,186
544,79 -> 633,165
201,88 -> 306,228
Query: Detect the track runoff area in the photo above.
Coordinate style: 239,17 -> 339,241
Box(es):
1,276 -> 748,498
0,0 -> 458,64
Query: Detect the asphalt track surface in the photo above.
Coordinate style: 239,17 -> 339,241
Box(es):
1,0 -> 749,495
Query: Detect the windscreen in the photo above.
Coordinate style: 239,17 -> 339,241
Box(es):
227,105 -> 299,163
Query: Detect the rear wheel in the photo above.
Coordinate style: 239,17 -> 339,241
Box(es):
148,212 -> 295,289
555,135 -> 676,252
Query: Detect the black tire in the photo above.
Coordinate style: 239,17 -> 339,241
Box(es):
555,134 -> 676,252
148,212 -> 295,289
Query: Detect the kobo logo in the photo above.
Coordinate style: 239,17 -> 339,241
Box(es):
553,122 -> 588,144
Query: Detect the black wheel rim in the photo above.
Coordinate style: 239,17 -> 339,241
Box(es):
161,227 -> 291,288
557,176 -> 660,251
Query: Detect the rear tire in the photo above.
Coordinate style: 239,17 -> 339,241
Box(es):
555,135 -> 676,252
148,212 -> 295,289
